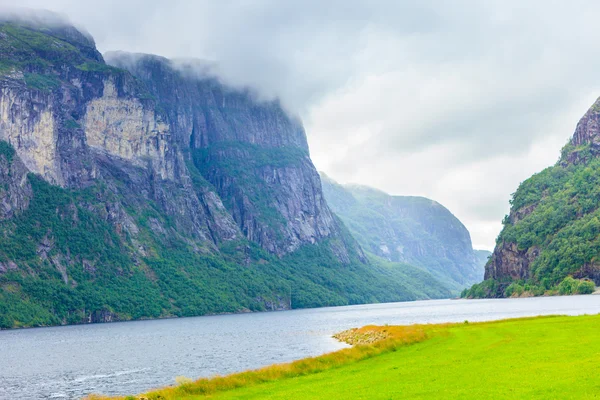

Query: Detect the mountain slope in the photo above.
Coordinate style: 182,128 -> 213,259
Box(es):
0,15 -> 449,328
464,97 -> 600,298
473,249 -> 492,270
320,174 -> 487,291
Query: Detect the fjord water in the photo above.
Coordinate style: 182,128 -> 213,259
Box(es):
2,296 -> 600,400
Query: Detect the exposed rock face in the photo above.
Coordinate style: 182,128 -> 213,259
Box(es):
484,242 -> 538,281
106,52 -> 356,258
572,262 -> 600,283
0,77 -> 61,184
83,79 -> 174,180
0,18 -> 356,260
484,201 -> 541,284
571,98 -> 600,148
106,53 -> 309,150
321,173 -> 487,290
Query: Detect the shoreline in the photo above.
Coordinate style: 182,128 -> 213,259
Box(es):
86,313 -> 600,400
2,293 -> 597,333
4,290 -> 598,332
0,296 -> 446,332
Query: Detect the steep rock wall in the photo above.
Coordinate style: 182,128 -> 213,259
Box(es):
0,19 -> 360,261
83,79 -> 174,180
0,75 -> 60,184
106,53 -> 358,259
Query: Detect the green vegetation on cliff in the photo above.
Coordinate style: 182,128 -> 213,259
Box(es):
465,143 -> 600,298
0,21 -> 98,74
462,276 -> 595,298
93,314 -> 600,400
191,142 -> 309,231
0,140 -> 449,329
0,141 -> 15,163
465,94 -> 600,298
500,152 -> 600,257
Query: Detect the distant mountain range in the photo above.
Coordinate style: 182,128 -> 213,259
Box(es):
320,173 -> 489,292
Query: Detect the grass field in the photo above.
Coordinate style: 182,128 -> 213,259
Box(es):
92,314 -> 600,399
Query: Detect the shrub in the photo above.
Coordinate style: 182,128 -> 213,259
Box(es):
532,285 -> 546,296
504,283 -> 524,297
558,276 -> 579,295
461,279 -> 501,298
577,280 -> 595,294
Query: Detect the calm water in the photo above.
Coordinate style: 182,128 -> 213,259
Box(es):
2,295 -> 600,399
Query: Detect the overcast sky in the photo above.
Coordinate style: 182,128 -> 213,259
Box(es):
6,0 -> 600,250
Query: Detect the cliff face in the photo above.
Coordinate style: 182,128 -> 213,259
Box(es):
104,52 -> 351,258
477,97 -> 600,297
0,16 -> 446,329
321,174 -> 488,291
0,19 -> 355,260
570,100 -> 600,149
0,143 -> 31,220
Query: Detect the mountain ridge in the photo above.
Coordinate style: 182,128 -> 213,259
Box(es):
320,173 -> 488,291
0,14 -> 450,328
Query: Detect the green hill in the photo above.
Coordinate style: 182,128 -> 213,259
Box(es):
464,98 -> 600,298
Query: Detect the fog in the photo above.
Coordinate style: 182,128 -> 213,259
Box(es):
5,1 -> 600,249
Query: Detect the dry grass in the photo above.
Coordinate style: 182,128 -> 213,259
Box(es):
85,324 -> 436,400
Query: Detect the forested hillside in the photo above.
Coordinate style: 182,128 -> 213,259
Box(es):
464,98 -> 600,298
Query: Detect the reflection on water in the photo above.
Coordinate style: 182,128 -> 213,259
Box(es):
2,295 -> 600,399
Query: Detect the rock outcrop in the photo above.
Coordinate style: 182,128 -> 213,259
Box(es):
484,242 -> 538,281
570,99 -> 600,149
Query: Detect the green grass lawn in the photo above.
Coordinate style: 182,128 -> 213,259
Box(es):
96,314 -> 600,400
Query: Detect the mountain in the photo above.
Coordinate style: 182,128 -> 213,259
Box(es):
464,98 -> 600,298
473,249 -> 492,270
0,14 -> 450,328
320,173 -> 488,291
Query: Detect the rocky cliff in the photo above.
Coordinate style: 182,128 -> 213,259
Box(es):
466,97 -> 600,297
320,173 -> 488,291
0,17 -> 352,258
104,52 -> 354,258
0,15 -> 449,328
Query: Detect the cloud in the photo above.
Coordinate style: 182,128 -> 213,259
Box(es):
5,0 -> 600,249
